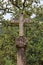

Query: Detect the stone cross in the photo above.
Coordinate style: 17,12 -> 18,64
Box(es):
11,14 -> 30,65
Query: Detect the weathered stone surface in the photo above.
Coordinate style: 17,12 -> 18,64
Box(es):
17,48 -> 26,65
16,36 -> 28,65
16,36 -> 28,48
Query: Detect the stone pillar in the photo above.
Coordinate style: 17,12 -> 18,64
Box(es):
19,14 -> 24,36
16,36 -> 28,65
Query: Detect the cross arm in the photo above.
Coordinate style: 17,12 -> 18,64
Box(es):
10,18 -> 31,24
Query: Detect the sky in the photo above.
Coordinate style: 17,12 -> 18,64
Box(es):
3,13 -> 12,20
2,0 -> 43,20
40,0 -> 43,4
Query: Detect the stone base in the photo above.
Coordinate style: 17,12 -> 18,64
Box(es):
16,36 -> 28,65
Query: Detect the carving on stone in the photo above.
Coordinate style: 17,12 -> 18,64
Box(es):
16,36 -> 28,48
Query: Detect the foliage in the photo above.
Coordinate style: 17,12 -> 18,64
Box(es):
0,21 -> 43,65
0,0 -> 43,18
0,0 -> 43,65
25,21 -> 43,65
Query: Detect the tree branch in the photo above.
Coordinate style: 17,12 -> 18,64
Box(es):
23,0 -> 26,10
0,8 -> 5,10
0,8 -> 14,14
9,0 -> 20,9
